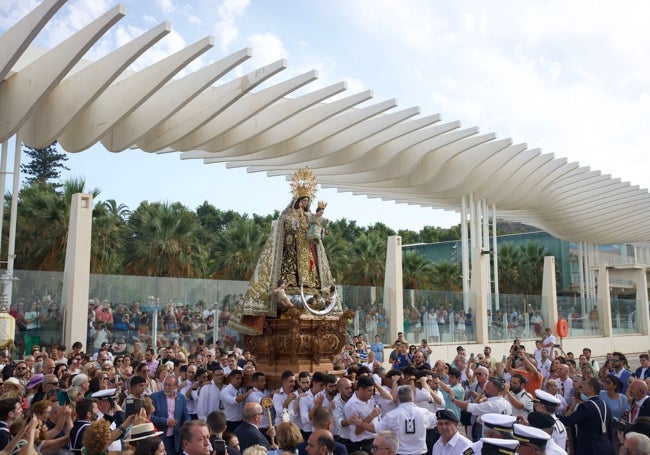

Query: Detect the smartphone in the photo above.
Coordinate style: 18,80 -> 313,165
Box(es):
210,436 -> 226,455
502,355 -> 507,362
108,397 -> 115,408
125,397 -> 142,417
56,390 -> 71,406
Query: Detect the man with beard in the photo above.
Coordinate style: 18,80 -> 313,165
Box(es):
332,377 -> 354,450
247,372 -> 273,434
352,385 -> 435,455
505,373 -> 534,420
273,370 -> 298,426
450,376 -> 512,442
197,368 -> 225,421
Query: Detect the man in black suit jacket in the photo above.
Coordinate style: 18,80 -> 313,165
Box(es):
629,379 -> 650,424
234,402 -> 276,453
0,396 -> 23,451
635,354 -> 650,380
559,377 -> 616,455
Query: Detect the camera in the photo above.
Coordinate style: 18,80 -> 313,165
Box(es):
613,417 -> 631,433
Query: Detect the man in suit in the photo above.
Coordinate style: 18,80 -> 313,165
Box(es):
636,354 -> 650,380
559,377 -> 616,455
179,420 -> 211,455
629,380 -> 650,424
0,396 -> 23,451
151,375 -> 191,455
612,352 -> 633,394
234,402 -> 276,453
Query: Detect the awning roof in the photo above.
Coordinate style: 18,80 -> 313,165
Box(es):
2,0 -> 648,245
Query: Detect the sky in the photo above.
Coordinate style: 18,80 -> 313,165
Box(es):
2,0 -> 650,232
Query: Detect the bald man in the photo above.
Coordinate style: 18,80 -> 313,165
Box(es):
629,380 -> 650,424
306,429 -> 336,455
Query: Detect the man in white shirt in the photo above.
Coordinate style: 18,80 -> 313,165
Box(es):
344,376 -> 381,453
352,385 -> 435,455
432,409 -> 473,455
272,370 -> 298,426
542,327 -> 556,359
246,372 -> 272,432
221,370 -> 251,432
332,377 -> 354,448
449,376 -> 512,442
299,371 -> 326,439
196,369 -> 225,421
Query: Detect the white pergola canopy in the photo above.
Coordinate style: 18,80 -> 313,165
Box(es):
2,0 -> 649,245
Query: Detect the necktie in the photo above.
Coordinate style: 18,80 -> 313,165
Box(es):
631,402 -> 639,423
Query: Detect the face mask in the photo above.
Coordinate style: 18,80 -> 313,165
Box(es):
580,393 -> 589,401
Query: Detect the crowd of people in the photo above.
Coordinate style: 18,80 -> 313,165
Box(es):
0,320 -> 648,455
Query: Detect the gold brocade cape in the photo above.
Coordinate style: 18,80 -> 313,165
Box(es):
229,202 -> 335,336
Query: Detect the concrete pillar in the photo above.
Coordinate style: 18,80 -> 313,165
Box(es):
385,236 -> 403,343
62,194 -> 93,350
471,246 -> 488,344
542,256 -> 558,331
635,268 -> 649,335
597,265 -> 613,338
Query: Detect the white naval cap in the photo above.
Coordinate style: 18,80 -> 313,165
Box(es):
534,389 -> 561,406
513,423 -> 551,447
480,438 -> 519,455
482,413 -> 517,432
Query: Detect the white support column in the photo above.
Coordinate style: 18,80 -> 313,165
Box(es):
492,204 -> 500,311
578,242 -> 586,315
62,194 -> 94,350
6,136 -> 21,302
471,246 -> 489,344
461,197 -> 469,308
385,236 -> 403,344
482,199 -> 492,310
597,265 -> 613,338
635,268 -> 649,335
0,140 -> 8,260
542,256 -> 558,331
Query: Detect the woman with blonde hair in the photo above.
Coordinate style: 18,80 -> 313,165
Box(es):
267,422 -> 303,455
242,445 -> 268,455
82,419 -> 112,455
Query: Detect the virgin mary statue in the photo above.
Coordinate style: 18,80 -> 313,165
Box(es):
229,168 -> 338,336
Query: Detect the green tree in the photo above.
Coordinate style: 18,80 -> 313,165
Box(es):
123,201 -> 206,277
402,251 -> 433,289
328,218 -> 363,244
21,141 -> 69,186
497,242 -> 522,294
518,241 -> 548,295
321,234 -> 351,284
210,217 -> 267,280
13,178 -> 105,271
430,260 -> 462,291
397,229 -> 420,245
344,232 -> 386,286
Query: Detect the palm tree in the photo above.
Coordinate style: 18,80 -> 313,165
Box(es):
402,251 -> 433,289
497,242 -> 522,294
322,234 -> 351,284
430,260 -> 462,291
344,232 -> 386,286
519,241 -> 548,295
122,201 -> 207,278
13,178 -> 103,270
210,217 -> 267,280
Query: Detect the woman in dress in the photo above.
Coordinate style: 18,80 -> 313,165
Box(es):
425,307 -> 439,343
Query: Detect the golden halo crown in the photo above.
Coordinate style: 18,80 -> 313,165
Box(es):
290,167 -> 317,201
317,200 -> 327,210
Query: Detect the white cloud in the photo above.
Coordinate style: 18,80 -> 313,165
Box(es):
215,0 -> 250,51
157,0 -> 174,14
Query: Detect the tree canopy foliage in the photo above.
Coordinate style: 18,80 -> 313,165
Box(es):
3,150 -> 549,294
